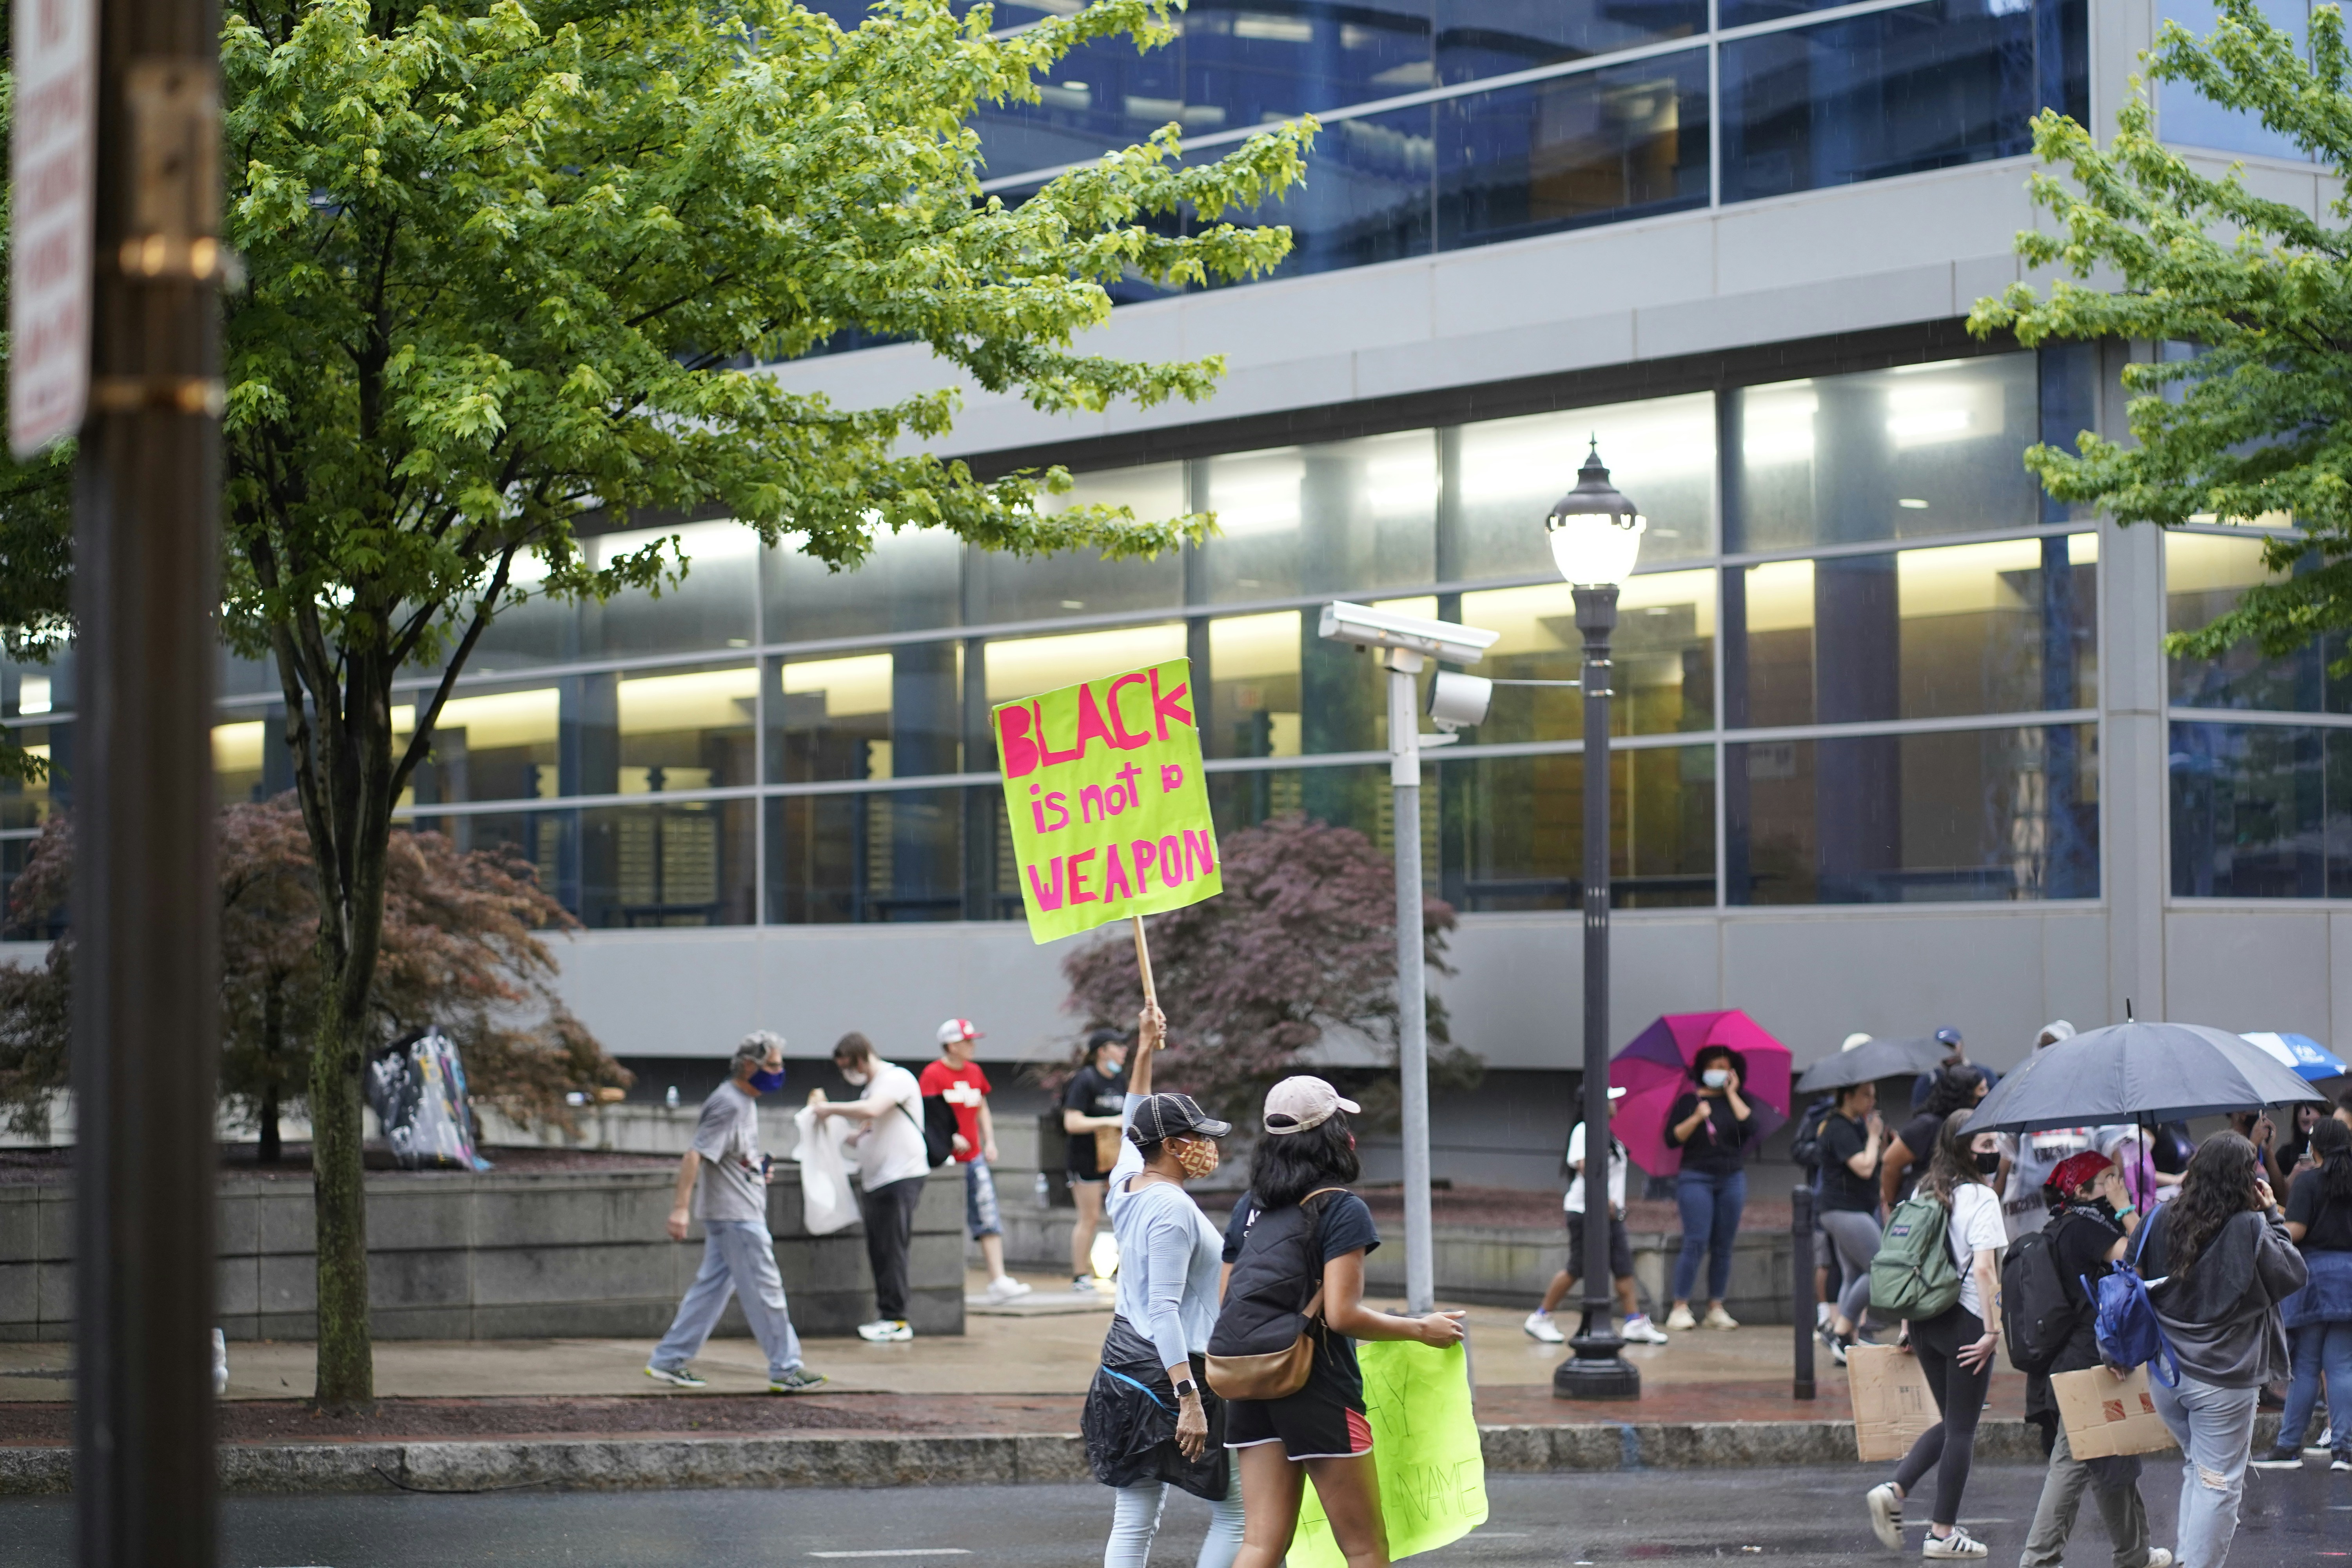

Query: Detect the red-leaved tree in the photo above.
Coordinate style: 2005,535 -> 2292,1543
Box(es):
1059,813 -> 1475,1127
0,797 -> 626,1147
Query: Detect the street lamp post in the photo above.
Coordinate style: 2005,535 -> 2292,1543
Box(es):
1547,441 -> 1646,1403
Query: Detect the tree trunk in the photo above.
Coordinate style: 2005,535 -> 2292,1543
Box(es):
258,976 -> 283,1165
307,983 -> 372,1408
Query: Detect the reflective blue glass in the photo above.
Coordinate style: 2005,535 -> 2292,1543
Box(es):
2170,721 -> 2352,897
1437,47 -> 1707,247
2156,0 -> 2311,161
578,800 -> 757,927
766,789 -> 965,922
1436,746 -> 1716,912
1194,104 -> 1435,277
1725,724 -> 2098,904
1720,1 -> 2048,204
972,0 -> 1434,180
1436,0 -> 1706,85
2165,531 -> 2352,715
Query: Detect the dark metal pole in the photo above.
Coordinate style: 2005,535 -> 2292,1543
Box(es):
1555,584 -> 1636,1400
72,0 -> 223,1557
1791,1184 -> 1817,1401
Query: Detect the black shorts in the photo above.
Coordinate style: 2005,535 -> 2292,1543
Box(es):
1566,1210 -> 1633,1280
1223,1339 -> 1370,1461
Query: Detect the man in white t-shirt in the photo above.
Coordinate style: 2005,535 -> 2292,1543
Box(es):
811,1031 -> 935,1342
1525,1085 -> 1668,1346
647,1031 -> 828,1392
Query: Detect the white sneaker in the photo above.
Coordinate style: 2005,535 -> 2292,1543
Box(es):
1704,1305 -> 1741,1331
1920,1527 -> 1987,1560
1523,1310 -> 1565,1344
981,1276 -> 1033,1304
856,1319 -> 913,1343
1071,1275 -> 1097,1294
645,1364 -> 707,1388
2142,1550 -> 2174,1568
1664,1305 -> 1699,1332
1622,1314 -> 1670,1345
1866,1483 -> 1903,1550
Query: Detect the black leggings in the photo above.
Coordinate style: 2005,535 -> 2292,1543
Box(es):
859,1176 -> 926,1321
1892,1305 -> 1991,1528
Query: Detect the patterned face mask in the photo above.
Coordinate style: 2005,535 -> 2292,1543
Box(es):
1172,1138 -> 1221,1180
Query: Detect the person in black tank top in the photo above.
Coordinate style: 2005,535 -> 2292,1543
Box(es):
1212,1076 -> 1466,1568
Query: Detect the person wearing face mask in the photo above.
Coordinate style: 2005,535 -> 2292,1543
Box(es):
1066,1028 -> 1134,1293
646,1032 -> 828,1393
1663,1045 -> 1756,1332
812,1032 -> 934,1342
1083,1002 -> 1247,1568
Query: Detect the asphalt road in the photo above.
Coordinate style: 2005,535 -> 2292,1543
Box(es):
0,1461 -> 2343,1566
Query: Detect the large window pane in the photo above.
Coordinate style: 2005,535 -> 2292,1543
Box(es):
1459,569 -> 1714,740
1728,355 -> 2043,553
1206,612 -> 1304,760
764,526 -> 962,643
2,654 -> 69,719
768,644 -> 962,784
397,686 -> 562,806
1728,534 -> 2096,728
618,666 -> 757,794
1,834 -> 62,940
1720,2 -> 2045,205
969,465 -> 1187,625
0,724 -> 64,830
2156,0 -> 2309,161
2170,722 -> 2352,898
579,520 -> 757,658
1449,394 -> 1716,576
215,719 -> 268,806
1439,744 -> 1716,911
1436,49 -> 1709,250
580,800 -> 755,927
1199,434 -> 1436,602
1437,0 -> 1706,85
408,809 -> 572,907
1725,724 -> 2098,904
1200,103 -> 1435,278
468,553 -> 577,674
2165,530 -> 2348,713
766,788 -> 964,923
1209,762 -> 1397,851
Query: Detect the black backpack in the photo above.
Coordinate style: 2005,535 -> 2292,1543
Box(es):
900,1097 -> 956,1168
1789,1097 -> 1838,1172
1210,1188 -> 1345,1358
2002,1225 -> 2078,1375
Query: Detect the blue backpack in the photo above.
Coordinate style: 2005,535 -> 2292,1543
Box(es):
2089,1212 -> 2179,1387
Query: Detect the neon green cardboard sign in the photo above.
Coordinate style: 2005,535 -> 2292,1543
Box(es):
993,657 -> 1222,944
1290,1342 -> 1488,1568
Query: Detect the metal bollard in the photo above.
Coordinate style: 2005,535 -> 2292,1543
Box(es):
1791,1184 -> 1816,1401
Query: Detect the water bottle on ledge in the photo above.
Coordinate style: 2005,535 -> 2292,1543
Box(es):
1034,1171 -> 1050,1207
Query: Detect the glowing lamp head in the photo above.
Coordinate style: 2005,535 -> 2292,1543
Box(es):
1544,440 -> 1646,588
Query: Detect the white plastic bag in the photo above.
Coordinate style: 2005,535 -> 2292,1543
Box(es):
793,1103 -> 860,1236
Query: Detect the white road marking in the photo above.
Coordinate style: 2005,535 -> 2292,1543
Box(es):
808,1553 -> 974,1560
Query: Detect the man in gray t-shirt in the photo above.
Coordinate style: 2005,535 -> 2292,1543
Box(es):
646,1033 -> 826,1393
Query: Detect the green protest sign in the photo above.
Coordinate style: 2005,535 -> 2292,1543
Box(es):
993,657 -> 1221,945
1289,1341 -> 1488,1568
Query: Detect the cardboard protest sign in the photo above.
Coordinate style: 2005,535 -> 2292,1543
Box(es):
2053,1364 -> 2178,1459
1847,1343 -> 1938,1463
1290,1341 -> 1487,1568
994,657 -> 1221,944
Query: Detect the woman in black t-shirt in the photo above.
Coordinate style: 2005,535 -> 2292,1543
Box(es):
1063,1029 -> 1129,1294
1815,1080 -> 1886,1361
2263,1116 -> 2352,1468
1214,1076 -> 1465,1568
1664,1045 -> 1756,1332
1879,1067 -> 1987,1213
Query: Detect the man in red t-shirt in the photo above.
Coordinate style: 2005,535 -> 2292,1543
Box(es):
920,1018 -> 1030,1305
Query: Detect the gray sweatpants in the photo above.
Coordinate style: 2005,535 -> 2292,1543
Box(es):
2019,1423 -> 2154,1568
1819,1208 -> 1882,1326
650,1219 -> 806,1381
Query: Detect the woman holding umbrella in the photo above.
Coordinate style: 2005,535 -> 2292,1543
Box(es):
1664,1044 -> 1756,1332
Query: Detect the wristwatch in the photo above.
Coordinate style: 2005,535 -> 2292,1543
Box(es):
1172,1379 -> 1200,1401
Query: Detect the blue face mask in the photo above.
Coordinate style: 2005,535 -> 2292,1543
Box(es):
748,1066 -> 786,1093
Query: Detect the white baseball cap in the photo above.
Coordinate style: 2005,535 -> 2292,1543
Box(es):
1262,1076 -> 1361,1135
936,1018 -> 982,1046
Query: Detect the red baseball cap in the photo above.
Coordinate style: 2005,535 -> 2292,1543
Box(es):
936,1018 -> 983,1046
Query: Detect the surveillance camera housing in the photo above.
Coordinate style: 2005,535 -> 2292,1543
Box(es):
1316,601 -> 1499,667
1426,670 -> 1494,733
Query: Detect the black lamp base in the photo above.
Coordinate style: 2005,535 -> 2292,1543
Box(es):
1553,1327 -> 1642,1401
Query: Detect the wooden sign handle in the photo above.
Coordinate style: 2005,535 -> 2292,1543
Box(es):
1131,913 -> 1157,1011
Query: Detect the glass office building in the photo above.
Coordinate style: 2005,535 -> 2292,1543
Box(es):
3,0 -> 2342,1105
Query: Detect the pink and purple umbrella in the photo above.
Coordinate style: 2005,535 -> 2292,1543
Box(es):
1607,1010 -> 1793,1177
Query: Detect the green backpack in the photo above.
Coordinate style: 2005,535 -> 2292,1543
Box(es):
1869,1192 -> 1962,1320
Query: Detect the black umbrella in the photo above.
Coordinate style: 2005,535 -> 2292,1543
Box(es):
1964,1021 -> 2322,1134
1795,1035 -> 1951,1094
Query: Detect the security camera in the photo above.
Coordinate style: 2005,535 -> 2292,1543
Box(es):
1426,671 -> 1493,733
1316,602 -> 1499,667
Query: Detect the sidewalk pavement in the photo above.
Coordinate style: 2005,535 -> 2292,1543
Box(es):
0,1269 -> 2063,1492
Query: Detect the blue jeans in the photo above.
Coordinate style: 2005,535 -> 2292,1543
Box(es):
2148,1372 -> 2260,1568
2280,1319 -> 2352,1454
1672,1168 -> 1746,1304
650,1220 -> 805,1382
964,1156 -> 1004,1240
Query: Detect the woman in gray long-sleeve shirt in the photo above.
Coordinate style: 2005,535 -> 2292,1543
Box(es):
2136,1132 -> 2309,1568
1077,1005 -> 1246,1568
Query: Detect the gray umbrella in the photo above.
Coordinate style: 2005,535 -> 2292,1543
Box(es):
1965,1021 -> 2322,1134
1795,1035 -> 1951,1093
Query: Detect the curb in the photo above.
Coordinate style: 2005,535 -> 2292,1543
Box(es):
0,1417 -> 2102,1496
